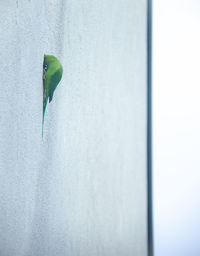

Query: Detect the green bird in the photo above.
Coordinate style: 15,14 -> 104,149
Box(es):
42,54 -> 63,136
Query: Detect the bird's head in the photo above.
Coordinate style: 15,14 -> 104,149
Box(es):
43,54 -> 62,71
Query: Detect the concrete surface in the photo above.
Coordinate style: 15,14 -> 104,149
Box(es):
0,0 -> 147,255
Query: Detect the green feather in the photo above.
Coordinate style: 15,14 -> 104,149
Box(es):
42,54 -> 63,137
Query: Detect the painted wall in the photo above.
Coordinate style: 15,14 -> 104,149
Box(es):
0,1 -> 147,255
153,1 -> 200,255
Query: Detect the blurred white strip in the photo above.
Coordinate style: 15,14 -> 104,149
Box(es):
153,0 -> 200,255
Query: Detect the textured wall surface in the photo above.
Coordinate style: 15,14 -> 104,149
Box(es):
0,0 -> 147,255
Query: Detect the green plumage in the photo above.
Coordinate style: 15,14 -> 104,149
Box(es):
42,54 -> 63,136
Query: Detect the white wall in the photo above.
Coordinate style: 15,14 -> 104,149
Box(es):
153,1 -> 200,255
0,1 -> 148,255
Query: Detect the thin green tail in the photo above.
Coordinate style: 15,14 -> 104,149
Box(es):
42,98 -> 48,137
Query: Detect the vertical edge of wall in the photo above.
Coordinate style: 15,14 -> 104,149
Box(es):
147,0 -> 153,255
